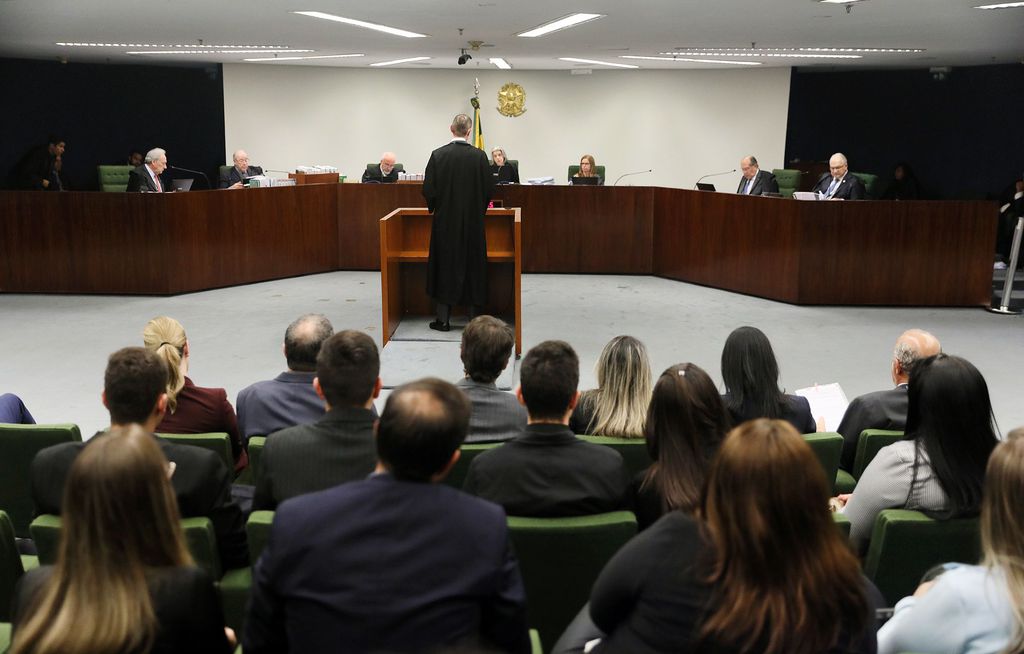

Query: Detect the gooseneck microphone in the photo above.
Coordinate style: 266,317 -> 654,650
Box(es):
168,165 -> 211,190
613,169 -> 654,186
694,169 -> 737,189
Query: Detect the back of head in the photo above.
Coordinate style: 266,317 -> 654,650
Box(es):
643,363 -> 730,513
700,419 -> 868,654
519,340 -> 579,421
905,354 -> 998,517
589,335 -> 652,437
376,378 -> 470,481
104,347 -> 169,426
451,113 -> 473,138
720,326 -> 783,419
982,428 -> 1024,651
461,315 -> 514,384
893,328 -> 941,380
316,330 -> 380,408
284,313 -> 334,372
142,316 -> 186,412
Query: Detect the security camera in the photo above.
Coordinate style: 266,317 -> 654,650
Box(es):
458,50 -> 472,65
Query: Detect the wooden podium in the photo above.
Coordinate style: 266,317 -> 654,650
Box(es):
380,207 -> 522,354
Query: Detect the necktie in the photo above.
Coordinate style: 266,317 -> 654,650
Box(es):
154,174 -> 162,193
826,177 -> 839,197
744,178 -> 752,195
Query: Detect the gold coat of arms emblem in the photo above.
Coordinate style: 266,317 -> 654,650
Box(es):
497,82 -> 526,117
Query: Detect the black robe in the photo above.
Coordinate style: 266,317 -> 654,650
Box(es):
422,140 -> 494,306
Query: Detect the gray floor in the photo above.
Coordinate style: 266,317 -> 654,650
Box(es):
1,271 -> 1021,438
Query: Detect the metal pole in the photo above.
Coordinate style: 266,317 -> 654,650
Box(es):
989,215 -> 1023,315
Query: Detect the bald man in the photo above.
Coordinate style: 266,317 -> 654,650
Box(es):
362,152 -> 399,183
220,149 -> 264,189
811,152 -> 866,200
837,329 -> 942,471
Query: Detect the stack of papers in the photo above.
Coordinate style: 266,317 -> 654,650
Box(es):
526,177 -> 555,185
795,382 -> 849,432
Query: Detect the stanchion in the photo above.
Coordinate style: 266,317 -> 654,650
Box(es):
989,216 -> 1023,315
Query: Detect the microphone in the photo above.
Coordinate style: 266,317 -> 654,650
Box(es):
168,166 -> 211,190
263,169 -> 292,175
613,169 -> 653,186
694,169 -> 737,189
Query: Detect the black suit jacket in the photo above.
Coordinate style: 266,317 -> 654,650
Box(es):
243,473 -> 530,654
361,165 -> 398,183
462,424 -> 630,517
836,386 -> 908,471
253,407 -> 378,510
812,172 -> 866,200
31,435 -> 248,569
735,169 -> 779,196
722,393 -> 817,435
127,164 -> 164,192
219,165 -> 264,188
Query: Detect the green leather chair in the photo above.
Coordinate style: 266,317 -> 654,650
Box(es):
247,436 -> 267,486
97,164 -> 133,192
246,510 -> 275,565
863,509 -> 981,605
445,442 -> 502,489
0,621 -> 10,654
803,432 -> 843,494
157,432 -> 233,473
0,423 -> 82,538
832,511 -> 852,539
567,164 -> 606,184
835,429 -> 905,494
852,172 -> 880,199
771,168 -> 803,198
507,511 -> 637,649
0,511 -> 28,622
577,435 -> 652,479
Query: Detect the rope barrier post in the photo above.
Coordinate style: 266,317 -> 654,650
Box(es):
988,215 -> 1023,315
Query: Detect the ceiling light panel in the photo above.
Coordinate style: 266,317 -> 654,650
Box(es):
658,51 -> 859,59
490,58 -> 512,69
293,11 -> 428,38
57,42 -> 293,48
128,49 -> 313,55
621,56 -> 761,66
973,2 -> 1024,7
560,57 -> 638,69
244,53 -> 365,62
370,56 -> 431,66
518,14 -> 604,37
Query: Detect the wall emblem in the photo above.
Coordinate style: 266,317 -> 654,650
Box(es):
497,82 -> 526,117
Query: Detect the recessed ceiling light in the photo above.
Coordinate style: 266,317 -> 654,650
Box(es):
559,57 -> 638,69
518,13 -> 604,38
57,42 -> 294,49
293,11 -> 428,38
128,49 -> 314,55
974,1 -> 1024,7
489,57 -> 512,69
658,51 -> 859,59
244,53 -> 365,62
799,47 -> 924,53
370,56 -> 431,67
663,47 -> 920,55
621,55 -> 761,66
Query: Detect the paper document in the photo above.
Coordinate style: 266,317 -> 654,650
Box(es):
795,382 -> 849,432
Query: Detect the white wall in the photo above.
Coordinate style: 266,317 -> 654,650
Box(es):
222,65 -> 791,189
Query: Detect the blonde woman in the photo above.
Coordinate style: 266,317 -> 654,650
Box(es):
570,335 -> 652,438
143,316 -> 246,472
490,147 -> 519,184
878,427 -> 1024,654
571,154 -> 603,185
11,426 -> 233,654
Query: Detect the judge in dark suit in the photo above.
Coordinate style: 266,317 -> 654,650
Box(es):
127,147 -> 168,192
490,147 -> 520,184
837,329 -> 941,471
811,152 -> 866,200
219,149 -> 264,189
243,378 -> 530,654
423,114 -> 495,331
361,151 -> 399,183
253,330 -> 380,510
736,155 -> 779,196
29,347 -> 248,570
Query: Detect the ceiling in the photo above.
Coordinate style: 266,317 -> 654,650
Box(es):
1,0 -> 1022,71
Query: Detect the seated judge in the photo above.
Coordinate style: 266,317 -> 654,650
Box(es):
811,152 -> 866,200
220,149 -> 263,189
490,147 -> 519,184
361,152 -> 398,183
127,147 -> 168,193
736,155 -> 779,196
571,154 -> 603,185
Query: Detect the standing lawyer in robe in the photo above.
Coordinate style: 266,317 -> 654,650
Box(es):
422,114 -> 495,332
735,155 -> 778,196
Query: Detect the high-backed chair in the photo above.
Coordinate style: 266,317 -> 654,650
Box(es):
835,429 -> 905,494
444,442 -> 502,489
771,168 -> 803,198
97,164 -> 133,192
246,510 -> 275,565
0,511 -> 27,622
0,423 -> 82,538
852,172 -> 880,199
157,432 -> 233,472
803,432 -> 843,494
576,435 -> 652,479
567,164 -> 606,184
507,511 -> 637,649
863,509 -> 981,605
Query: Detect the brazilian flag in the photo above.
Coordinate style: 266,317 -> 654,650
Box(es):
470,96 -> 484,151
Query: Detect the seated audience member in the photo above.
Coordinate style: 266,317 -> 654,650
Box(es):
720,325 -> 815,433
838,354 -> 999,552
219,149 -> 264,189
463,340 -> 629,517
632,363 -> 730,530
457,315 -> 526,443
0,393 -> 35,424
253,330 -> 380,510
736,155 -> 779,196
12,425 -> 234,654
570,335 -> 652,438
127,148 -> 168,193
361,151 -> 398,183
144,316 -> 246,472
10,135 -> 64,190
571,154 -> 603,185
244,378 -> 530,654
880,162 -> 922,200
837,329 -> 941,471
490,147 -> 520,184
128,149 -> 144,167
557,419 -> 876,654
877,427 -> 1024,654
30,347 -> 248,571
236,313 -> 334,443
811,152 -> 866,200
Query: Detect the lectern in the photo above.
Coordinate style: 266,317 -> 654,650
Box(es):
379,207 -> 522,354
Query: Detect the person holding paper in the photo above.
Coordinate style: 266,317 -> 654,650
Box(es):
220,149 -> 264,189
811,152 -> 866,200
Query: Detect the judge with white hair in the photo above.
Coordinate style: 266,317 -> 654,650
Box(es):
220,149 -> 264,189
127,147 -> 168,193
811,152 -> 866,200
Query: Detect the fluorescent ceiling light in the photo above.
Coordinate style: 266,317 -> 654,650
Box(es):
819,0 -> 867,3
560,57 -> 638,69
518,13 -> 604,37
658,51 -> 859,59
662,47 -> 920,55
622,55 -> 761,66
244,53 -> 365,62
974,1 -> 1024,7
800,47 -> 924,53
370,56 -> 431,66
293,11 -> 427,38
490,58 -> 512,69
129,49 -> 313,55
57,42 -> 292,48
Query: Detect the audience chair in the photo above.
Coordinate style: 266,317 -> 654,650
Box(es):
507,511 -> 637,649
835,429 -> 904,495
0,423 -> 82,538
771,168 -> 803,198
247,436 -> 267,486
97,164 -> 132,192
803,432 -> 843,494
157,432 -> 233,472
576,435 -> 653,479
863,509 -> 981,606
832,511 -> 852,539
852,172 -> 880,199
0,511 -> 29,622
27,514 -> 61,566
567,164 -> 606,182
246,510 -> 274,565
445,442 -> 502,489
0,621 -> 10,654
219,566 -> 252,634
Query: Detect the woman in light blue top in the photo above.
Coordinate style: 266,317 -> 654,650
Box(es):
878,428 -> 1024,654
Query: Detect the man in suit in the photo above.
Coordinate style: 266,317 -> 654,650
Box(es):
236,313 -> 333,443
10,135 -> 64,190
811,152 -> 866,200
220,149 -> 264,189
30,347 -> 248,569
360,151 -> 399,183
253,329 -> 380,510
837,329 -> 941,471
126,147 -> 168,192
463,340 -> 629,517
423,114 -> 495,331
457,315 -> 526,443
736,155 -> 779,196
243,378 -> 530,654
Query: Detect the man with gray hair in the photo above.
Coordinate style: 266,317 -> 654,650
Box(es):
127,147 -> 168,192
837,328 -> 941,471
736,155 -> 779,196
811,152 -> 866,200
220,149 -> 264,189
236,313 -> 334,442
361,151 -> 399,183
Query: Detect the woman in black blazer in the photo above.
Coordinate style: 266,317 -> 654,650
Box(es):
490,147 -> 520,184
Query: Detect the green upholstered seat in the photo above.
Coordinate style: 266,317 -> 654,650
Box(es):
803,432 -> 843,493
852,172 -> 880,199
28,514 -> 61,565
771,168 -> 803,198
835,469 -> 857,494
507,511 -> 637,649
576,435 -> 652,479
832,511 -> 851,539
219,566 -> 252,634
246,510 -> 274,565
853,430 -> 905,479
0,511 -> 26,622
0,621 -> 10,654
157,432 -> 233,472
0,423 -> 82,538
247,436 -> 266,486
97,164 -> 133,192
863,509 -> 980,605
567,164 -> 606,183
444,442 -> 503,489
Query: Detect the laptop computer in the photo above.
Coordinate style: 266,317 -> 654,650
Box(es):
170,178 -> 193,192
570,176 -> 599,186
696,183 -> 716,192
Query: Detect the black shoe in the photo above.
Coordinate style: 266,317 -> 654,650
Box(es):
428,320 -> 451,332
